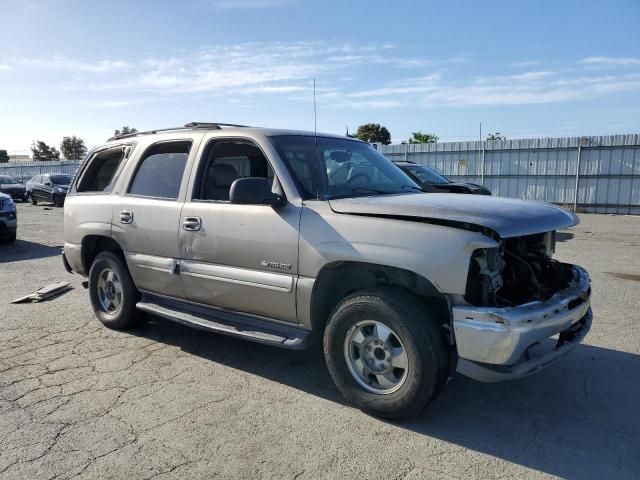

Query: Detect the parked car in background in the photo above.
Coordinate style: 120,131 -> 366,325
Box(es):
0,175 -> 27,201
394,161 -> 492,195
26,173 -> 72,207
0,192 -> 17,243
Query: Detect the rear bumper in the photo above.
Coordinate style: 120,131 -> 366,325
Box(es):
63,242 -> 85,275
452,265 -> 592,381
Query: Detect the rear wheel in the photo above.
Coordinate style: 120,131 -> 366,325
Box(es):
323,290 -> 449,420
89,252 -> 139,329
29,194 -> 37,205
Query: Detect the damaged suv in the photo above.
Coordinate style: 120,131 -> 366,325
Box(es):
63,123 -> 592,419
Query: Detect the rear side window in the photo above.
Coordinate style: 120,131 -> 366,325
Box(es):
77,148 -> 127,192
128,141 -> 190,200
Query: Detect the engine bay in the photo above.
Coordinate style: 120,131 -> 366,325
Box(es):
466,231 -> 574,307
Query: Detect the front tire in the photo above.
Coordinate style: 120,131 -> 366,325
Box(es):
29,194 -> 37,205
88,252 -> 139,329
323,290 -> 448,420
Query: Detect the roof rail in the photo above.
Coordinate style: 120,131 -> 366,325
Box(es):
108,122 -> 251,141
184,122 -> 250,129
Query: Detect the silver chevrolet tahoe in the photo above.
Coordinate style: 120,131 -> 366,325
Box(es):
63,122 -> 592,419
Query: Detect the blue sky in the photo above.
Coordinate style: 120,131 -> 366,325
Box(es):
1,0 -> 639,154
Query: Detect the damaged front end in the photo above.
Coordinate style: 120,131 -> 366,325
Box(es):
453,231 -> 592,382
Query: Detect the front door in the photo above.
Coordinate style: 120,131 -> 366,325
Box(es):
111,139 -> 196,298
179,138 -> 300,323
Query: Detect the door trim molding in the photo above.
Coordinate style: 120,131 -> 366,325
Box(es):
180,260 -> 293,293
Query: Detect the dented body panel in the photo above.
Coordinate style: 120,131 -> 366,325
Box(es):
329,193 -> 579,239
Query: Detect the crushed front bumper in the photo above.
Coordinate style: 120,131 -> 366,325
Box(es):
452,265 -> 592,382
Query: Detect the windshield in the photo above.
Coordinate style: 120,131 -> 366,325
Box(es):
50,174 -> 71,185
0,176 -> 20,185
271,135 -> 421,200
402,165 -> 449,185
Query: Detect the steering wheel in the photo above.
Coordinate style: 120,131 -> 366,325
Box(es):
346,172 -> 371,184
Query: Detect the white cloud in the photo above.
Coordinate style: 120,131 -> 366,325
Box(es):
0,64 -> 11,71
579,57 -> 640,66
5,43 -> 640,111
84,100 -> 132,108
196,0 -> 299,10
18,56 -> 128,73
341,71 -> 640,108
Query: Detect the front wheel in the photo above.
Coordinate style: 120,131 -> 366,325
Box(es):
88,252 -> 140,329
323,290 -> 449,420
29,194 -> 37,205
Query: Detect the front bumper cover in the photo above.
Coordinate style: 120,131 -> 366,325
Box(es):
452,265 -> 592,382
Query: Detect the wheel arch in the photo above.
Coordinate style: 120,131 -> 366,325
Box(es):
309,261 -> 451,340
81,235 -> 125,273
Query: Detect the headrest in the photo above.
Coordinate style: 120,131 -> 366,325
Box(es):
210,163 -> 238,188
329,151 -> 351,163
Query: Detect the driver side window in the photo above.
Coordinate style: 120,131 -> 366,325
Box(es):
193,140 -> 274,202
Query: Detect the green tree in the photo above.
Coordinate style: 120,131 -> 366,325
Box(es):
0,149 -> 9,163
31,141 -> 60,161
114,126 -> 138,137
408,131 -> 439,144
60,136 -> 87,160
486,132 -> 506,141
355,123 -> 391,145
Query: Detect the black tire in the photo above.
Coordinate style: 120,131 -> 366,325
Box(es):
323,290 -> 449,420
29,194 -> 37,205
52,194 -> 64,207
1,232 -> 16,244
88,251 -> 139,329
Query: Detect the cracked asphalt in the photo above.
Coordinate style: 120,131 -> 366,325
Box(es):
1,203 -> 639,480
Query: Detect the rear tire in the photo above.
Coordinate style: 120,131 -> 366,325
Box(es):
88,251 -> 139,329
323,290 -> 449,420
29,194 -> 37,205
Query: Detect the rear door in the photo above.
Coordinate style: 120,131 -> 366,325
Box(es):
111,138 -> 201,298
179,137 -> 301,323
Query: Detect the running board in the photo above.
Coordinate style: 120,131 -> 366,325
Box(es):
137,294 -> 311,350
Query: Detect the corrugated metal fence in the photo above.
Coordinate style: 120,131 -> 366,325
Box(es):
0,161 -> 81,183
381,134 -> 640,215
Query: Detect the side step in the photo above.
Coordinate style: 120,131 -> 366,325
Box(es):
137,294 -> 311,350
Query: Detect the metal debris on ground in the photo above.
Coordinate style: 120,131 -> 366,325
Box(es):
11,281 -> 73,303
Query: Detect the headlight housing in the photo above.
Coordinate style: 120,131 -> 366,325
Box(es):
465,247 -> 505,306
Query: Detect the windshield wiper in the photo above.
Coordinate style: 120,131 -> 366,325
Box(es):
328,187 -> 406,199
400,184 -> 423,192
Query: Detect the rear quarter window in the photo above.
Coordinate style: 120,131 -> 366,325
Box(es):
76,148 -> 128,193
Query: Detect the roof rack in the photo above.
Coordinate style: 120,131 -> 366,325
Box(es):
108,122 -> 251,141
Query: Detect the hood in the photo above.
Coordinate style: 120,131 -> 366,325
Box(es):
329,193 -> 578,238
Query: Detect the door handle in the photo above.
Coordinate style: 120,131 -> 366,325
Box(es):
182,216 -> 202,231
119,210 -> 133,224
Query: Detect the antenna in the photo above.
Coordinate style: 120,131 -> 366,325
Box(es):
313,79 -> 318,136
313,78 -> 319,200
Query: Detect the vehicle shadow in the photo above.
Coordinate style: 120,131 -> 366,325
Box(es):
132,317 -> 639,479
0,240 -> 62,263
556,232 -> 575,242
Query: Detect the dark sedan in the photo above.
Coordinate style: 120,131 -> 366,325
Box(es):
0,175 -> 28,201
26,173 -> 72,207
394,161 -> 491,195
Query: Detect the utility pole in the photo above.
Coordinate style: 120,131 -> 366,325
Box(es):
479,122 -> 485,185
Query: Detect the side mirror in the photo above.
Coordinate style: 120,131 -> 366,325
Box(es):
229,177 -> 285,206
